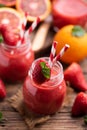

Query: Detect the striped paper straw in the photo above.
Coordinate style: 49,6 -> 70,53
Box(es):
17,12 -> 28,46
49,41 -> 57,67
54,44 -> 70,62
24,17 -> 40,40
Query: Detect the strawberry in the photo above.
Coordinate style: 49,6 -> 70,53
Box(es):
32,59 -> 51,84
72,92 -> 87,116
0,24 -> 19,46
64,62 -> 87,91
0,79 -> 6,99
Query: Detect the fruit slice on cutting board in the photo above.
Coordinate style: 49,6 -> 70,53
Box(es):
0,0 -> 16,7
0,7 -> 22,30
16,0 -> 51,22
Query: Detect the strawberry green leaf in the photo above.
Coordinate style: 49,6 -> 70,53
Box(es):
0,35 -> 3,43
72,25 -> 85,37
40,62 -> 50,79
84,115 -> 87,124
40,62 -> 45,68
0,4 -> 6,7
42,68 -> 50,79
0,112 -> 3,121
0,112 -> 7,124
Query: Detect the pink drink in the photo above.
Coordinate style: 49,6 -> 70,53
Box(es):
0,42 -> 34,83
23,57 -> 66,115
52,0 -> 87,29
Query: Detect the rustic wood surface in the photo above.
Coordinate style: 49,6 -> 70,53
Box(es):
0,23 -> 87,130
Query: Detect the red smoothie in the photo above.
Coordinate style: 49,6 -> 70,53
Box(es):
23,57 -> 66,115
0,42 -> 34,82
52,0 -> 87,28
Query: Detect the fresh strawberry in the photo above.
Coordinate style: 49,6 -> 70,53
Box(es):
32,59 -> 51,84
0,79 -> 6,99
0,24 -> 19,46
64,62 -> 87,91
72,92 -> 87,116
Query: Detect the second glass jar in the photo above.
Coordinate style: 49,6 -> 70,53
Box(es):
0,41 -> 34,83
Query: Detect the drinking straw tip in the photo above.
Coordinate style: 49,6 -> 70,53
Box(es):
25,12 -> 29,17
53,41 -> 58,47
37,17 -> 41,23
66,44 -> 70,48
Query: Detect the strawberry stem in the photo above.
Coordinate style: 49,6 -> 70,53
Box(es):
0,35 -> 3,43
0,111 -> 7,124
0,4 -> 6,7
0,112 -> 3,122
84,115 -> 87,124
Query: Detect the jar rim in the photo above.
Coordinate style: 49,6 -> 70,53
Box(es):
29,57 -> 64,86
1,39 -> 30,49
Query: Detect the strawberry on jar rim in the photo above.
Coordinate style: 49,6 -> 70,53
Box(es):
0,24 -> 19,46
31,59 -> 51,85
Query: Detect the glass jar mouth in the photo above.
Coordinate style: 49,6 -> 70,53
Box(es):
29,57 -> 64,86
1,39 -> 31,50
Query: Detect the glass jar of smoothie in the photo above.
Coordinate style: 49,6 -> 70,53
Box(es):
0,40 -> 34,83
23,57 -> 66,115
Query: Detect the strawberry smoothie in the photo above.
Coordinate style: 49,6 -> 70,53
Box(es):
52,0 -> 87,28
0,42 -> 34,82
23,57 -> 66,115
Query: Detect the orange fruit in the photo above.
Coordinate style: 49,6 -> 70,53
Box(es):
0,0 -> 16,7
54,25 -> 87,64
0,7 -> 22,30
16,0 -> 51,22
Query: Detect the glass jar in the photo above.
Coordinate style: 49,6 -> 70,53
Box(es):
23,57 -> 66,115
0,41 -> 34,83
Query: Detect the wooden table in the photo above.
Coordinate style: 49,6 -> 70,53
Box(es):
0,24 -> 87,130
0,59 -> 87,130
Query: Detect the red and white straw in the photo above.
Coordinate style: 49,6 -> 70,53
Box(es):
49,41 -> 57,67
54,44 -> 70,62
17,12 -> 28,46
24,17 -> 40,40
